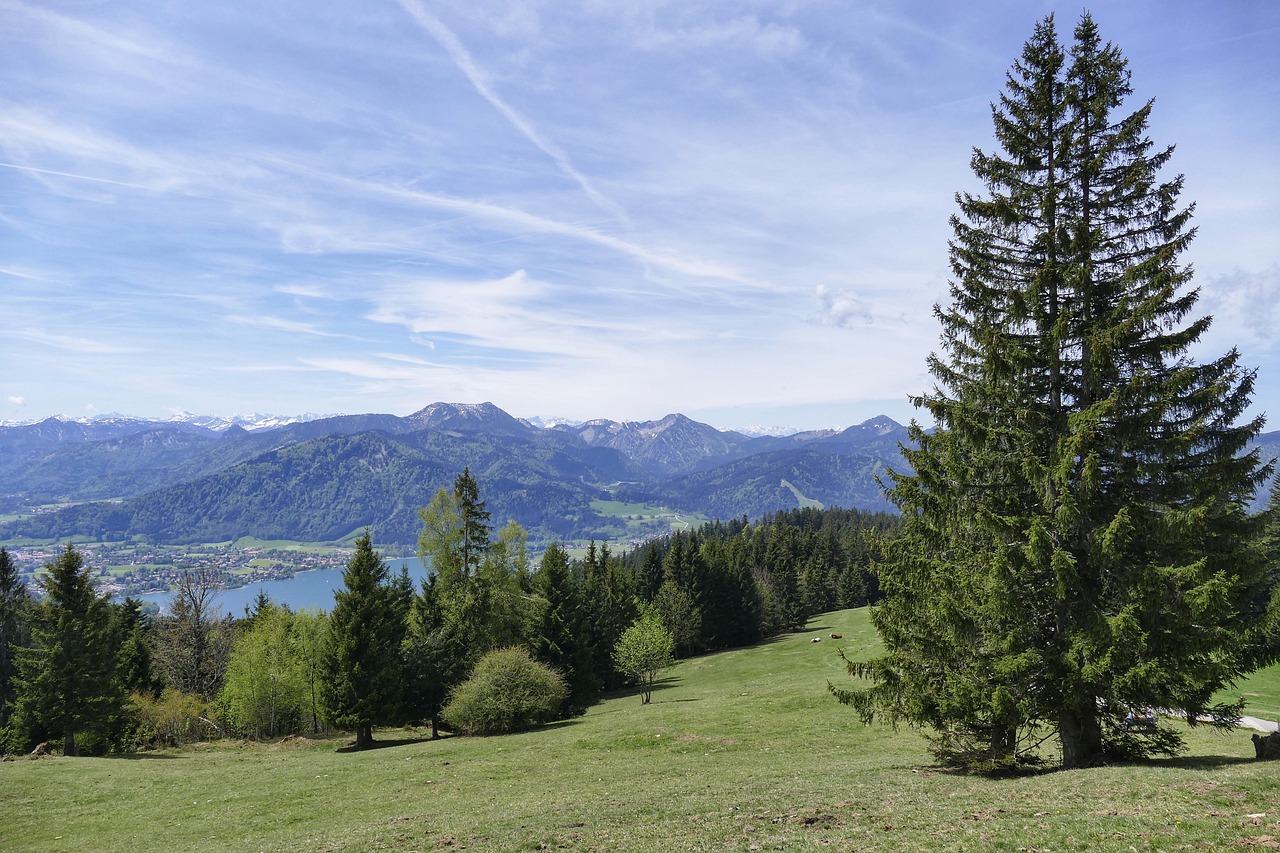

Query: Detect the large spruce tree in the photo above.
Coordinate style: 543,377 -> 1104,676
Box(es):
837,13 -> 1273,770
12,545 -> 121,755
321,531 -> 404,749
0,547 -> 31,726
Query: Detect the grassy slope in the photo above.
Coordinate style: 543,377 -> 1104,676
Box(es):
3,608 -> 1280,852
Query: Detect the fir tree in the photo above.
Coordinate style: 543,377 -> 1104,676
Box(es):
532,542 -> 598,713
839,13 -> 1271,771
12,546 -> 121,755
580,543 -> 637,691
454,467 -> 491,576
0,547 -> 31,725
321,531 -> 404,749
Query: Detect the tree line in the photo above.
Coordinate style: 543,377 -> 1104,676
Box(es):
0,472 -> 900,754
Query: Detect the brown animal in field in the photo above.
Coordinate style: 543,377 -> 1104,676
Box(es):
1253,731 -> 1280,760
830,633 -> 843,639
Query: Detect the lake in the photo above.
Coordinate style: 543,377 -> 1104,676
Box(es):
130,558 -> 430,616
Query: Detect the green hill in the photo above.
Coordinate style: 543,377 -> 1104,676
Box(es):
3,608 -> 1278,852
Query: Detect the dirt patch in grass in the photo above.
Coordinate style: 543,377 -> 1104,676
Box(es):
675,733 -> 736,747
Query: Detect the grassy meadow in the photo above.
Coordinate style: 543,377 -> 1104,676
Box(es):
4,607 -> 1279,852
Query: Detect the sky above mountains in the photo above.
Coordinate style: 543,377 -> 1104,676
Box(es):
3,1 -> 1277,432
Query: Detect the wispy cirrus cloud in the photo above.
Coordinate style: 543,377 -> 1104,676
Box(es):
1,0 -> 1274,428
12,328 -> 143,355
394,0 -> 630,226
226,315 -> 345,337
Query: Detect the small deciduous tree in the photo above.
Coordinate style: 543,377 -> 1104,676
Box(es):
613,613 -> 675,705
218,605 -> 308,739
290,609 -> 330,735
154,566 -> 231,700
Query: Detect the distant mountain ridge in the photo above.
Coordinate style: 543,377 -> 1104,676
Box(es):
6,400 -> 1265,547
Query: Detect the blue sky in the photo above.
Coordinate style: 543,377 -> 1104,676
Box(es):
2,1 -> 1277,432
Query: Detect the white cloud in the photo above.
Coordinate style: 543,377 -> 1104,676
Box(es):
1202,265 -> 1280,346
635,14 -> 805,57
226,315 -> 343,337
2,0 -> 1275,429
815,285 -> 872,328
7,396 -> 27,407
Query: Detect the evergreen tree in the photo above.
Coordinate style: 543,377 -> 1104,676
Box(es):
454,467 -> 491,576
580,543 -> 637,691
110,597 -> 158,697
637,542 -> 664,602
0,547 -> 31,725
652,579 -> 701,657
408,473 -> 532,735
321,531 -> 404,749
698,537 -> 763,649
839,14 -> 1271,771
401,575 -> 457,739
12,546 -> 121,755
532,543 -> 598,713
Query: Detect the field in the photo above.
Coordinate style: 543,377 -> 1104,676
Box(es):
576,499 -> 708,553
3,608 -> 1279,852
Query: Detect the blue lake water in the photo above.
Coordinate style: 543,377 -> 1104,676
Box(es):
130,558 -> 430,616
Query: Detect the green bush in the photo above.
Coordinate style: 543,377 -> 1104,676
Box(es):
131,688 -> 214,749
441,647 -> 567,736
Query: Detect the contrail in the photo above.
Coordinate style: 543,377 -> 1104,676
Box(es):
394,0 -> 630,226
0,161 -> 158,192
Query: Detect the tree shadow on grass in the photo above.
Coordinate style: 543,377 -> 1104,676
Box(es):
335,735 -> 432,754
101,752 -> 179,760
1147,753 -> 1261,771
928,751 -> 1264,779
533,719 -> 581,732
596,676 -> 683,709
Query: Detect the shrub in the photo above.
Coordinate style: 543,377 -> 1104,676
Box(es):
441,647 -> 567,735
131,688 -> 215,749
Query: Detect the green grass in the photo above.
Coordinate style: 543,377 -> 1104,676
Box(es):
1226,665 -> 1280,723
780,478 -> 824,510
230,537 -> 347,553
4,609 -> 1280,852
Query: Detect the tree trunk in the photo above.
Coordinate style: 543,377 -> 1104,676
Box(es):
63,730 -> 76,757
991,725 -> 1017,766
430,714 -> 440,740
355,724 -> 374,750
1059,707 -> 1103,769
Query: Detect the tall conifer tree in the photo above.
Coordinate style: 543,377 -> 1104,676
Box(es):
0,547 -> 30,726
838,13 -> 1272,770
321,531 -> 404,749
12,546 -> 121,755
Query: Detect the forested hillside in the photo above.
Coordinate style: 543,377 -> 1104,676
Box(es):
0,403 -> 908,546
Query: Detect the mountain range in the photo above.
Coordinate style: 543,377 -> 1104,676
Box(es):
0,403 -> 910,547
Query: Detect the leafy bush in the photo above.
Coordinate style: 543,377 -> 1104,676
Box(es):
131,688 -> 214,749
441,647 -> 567,735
